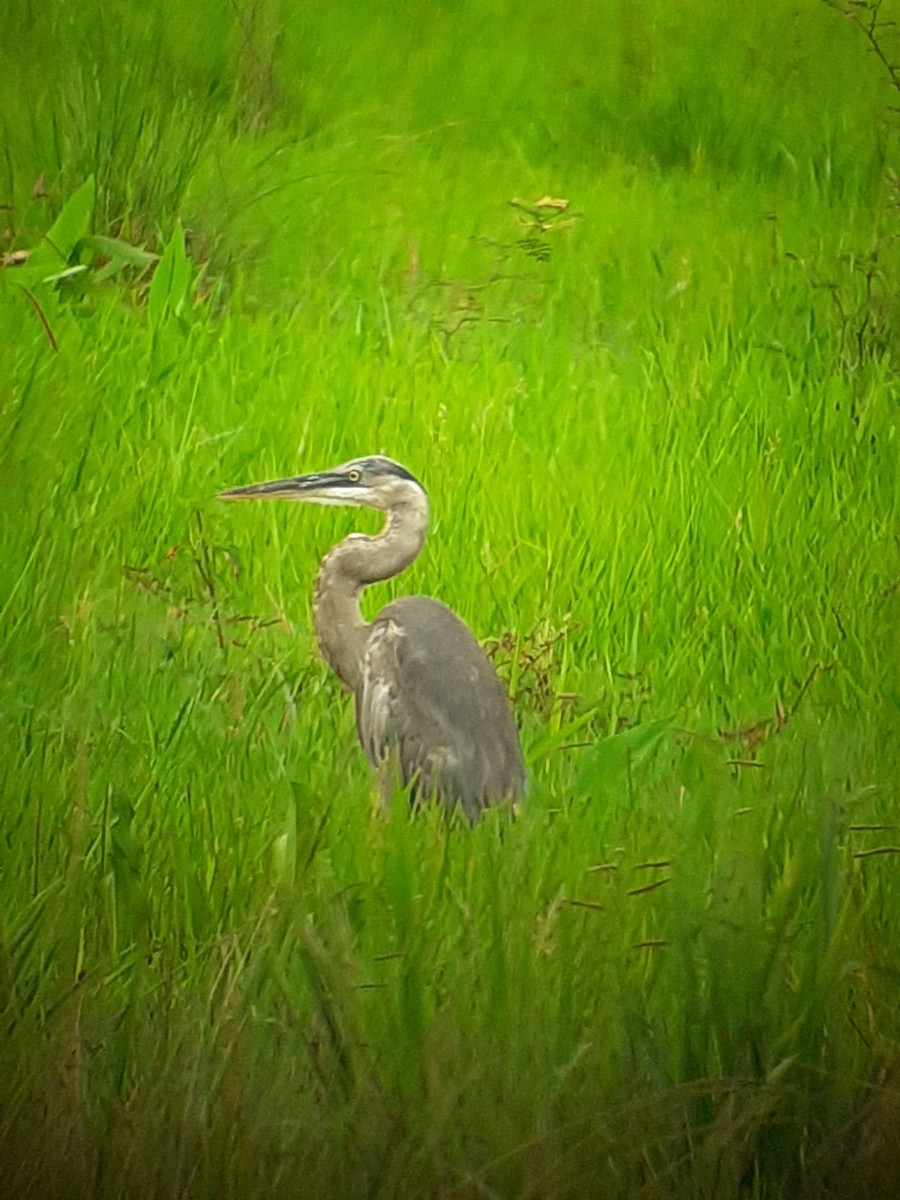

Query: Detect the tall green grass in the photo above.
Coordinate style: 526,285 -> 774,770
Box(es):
2,1 -> 899,1196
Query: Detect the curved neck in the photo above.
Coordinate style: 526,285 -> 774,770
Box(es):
312,499 -> 428,691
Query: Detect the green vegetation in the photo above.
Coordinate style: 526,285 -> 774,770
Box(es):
2,1 -> 899,1196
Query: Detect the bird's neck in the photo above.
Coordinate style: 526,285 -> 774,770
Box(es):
312,500 -> 429,692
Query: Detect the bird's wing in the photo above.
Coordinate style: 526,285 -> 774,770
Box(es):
355,598 -> 525,815
355,617 -> 457,798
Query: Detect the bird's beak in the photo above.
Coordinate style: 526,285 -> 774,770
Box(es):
218,471 -> 359,506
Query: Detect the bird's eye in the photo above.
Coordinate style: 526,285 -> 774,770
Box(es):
347,469 -> 362,483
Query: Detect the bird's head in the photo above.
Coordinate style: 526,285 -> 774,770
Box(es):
219,455 -> 426,514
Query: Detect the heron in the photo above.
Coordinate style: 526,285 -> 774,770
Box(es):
219,456 -> 526,819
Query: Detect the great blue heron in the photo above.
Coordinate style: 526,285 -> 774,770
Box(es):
219,456 -> 526,818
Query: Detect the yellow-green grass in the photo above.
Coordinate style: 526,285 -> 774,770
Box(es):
2,1 -> 899,1196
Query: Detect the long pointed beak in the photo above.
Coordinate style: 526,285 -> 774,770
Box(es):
219,476 -> 313,501
218,470 -> 361,506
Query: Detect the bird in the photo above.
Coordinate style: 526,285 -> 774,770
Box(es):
219,455 -> 526,819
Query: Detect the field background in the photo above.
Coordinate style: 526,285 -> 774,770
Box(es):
2,1 -> 899,1196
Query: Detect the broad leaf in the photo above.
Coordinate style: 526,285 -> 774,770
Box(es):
148,226 -> 192,329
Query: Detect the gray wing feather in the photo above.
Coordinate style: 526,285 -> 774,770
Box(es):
355,596 -> 525,816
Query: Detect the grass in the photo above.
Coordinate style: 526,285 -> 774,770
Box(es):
2,0 -> 900,1196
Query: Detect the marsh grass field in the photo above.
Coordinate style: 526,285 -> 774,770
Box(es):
2,1 -> 900,1196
